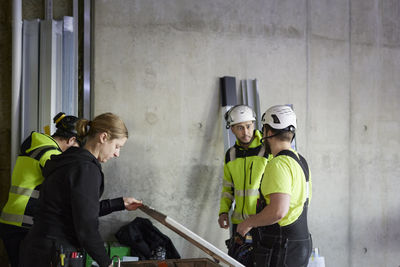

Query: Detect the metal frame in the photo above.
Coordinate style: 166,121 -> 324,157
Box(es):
12,0 -> 86,168
21,19 -> 40,142
220,76 -> 238,151
83,0 -> 92,119
11,0 -> 22,169
241,79 -> 261,131
62,16 -> 78,116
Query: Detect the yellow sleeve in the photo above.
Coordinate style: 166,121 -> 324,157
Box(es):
219,162 -> 234,215
39,149 -> 62,168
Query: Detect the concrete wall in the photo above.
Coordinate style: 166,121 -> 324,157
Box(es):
350,1 -> 400,266
93,1 -> 400,267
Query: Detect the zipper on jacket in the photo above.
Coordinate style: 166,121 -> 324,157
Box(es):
242,151 -> 247,219
249,161 -> 253,184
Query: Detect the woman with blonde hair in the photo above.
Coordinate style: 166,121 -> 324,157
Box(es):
20,113 -> 142,267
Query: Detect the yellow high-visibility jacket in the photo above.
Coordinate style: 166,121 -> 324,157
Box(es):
0,132 -> 61,227
219,130 -> 271,224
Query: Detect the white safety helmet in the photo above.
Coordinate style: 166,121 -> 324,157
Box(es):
225,105 -> 256,129
261,105 -> 297,130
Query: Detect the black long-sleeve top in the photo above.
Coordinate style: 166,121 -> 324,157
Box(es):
36,146 -> 125,267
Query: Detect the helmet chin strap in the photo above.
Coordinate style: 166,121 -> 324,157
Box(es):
264,132 -> 281,139
261,131 -> 296,146
262,125 -> 296,142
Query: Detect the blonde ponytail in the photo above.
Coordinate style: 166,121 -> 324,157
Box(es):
78,113 -> 128,142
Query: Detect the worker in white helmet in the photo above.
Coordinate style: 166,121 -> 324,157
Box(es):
237,105 -> 312,267
218,105 -> 272,264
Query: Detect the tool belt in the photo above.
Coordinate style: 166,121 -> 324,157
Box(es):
49,237 -> 85,267
226,229 -> 256,267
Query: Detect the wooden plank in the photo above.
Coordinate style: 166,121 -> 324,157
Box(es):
138,205 -> 244,267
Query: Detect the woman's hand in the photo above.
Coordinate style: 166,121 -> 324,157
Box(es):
123,197 -> 143,211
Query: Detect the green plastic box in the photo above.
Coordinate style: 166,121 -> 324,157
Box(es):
109,241 -> 131,263
85,241 -> 132,266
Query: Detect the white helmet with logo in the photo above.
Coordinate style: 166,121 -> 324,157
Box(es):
225,105 -> 256,129
261,105 -> 297,130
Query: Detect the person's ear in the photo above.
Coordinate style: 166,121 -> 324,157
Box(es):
262,126 -> 267,137
99,132 -> 108,143
67,137 -> 77,146
263,127 -> 272,138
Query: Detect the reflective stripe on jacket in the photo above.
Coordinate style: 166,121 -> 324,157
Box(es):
219,130 -> 271,224
0,132 -> 61,227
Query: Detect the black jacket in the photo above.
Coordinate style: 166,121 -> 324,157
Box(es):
115,217 -> 180,260
36,146 -> 125,267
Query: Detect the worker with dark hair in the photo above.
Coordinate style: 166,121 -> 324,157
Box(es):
19,113 -> 142,267
237,105 -> 312,267
0,112 -> 80,267
218,105 -> 272,264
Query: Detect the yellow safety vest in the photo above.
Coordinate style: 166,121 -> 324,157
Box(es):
0,132 -> 61,227
219,130 -> 272,224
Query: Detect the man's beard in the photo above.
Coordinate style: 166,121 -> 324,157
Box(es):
262,138 -> 271,155
239,140 -> 251,146
239,135 -> 253,146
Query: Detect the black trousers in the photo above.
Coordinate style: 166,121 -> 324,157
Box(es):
19,227 -> 85,267
255,234 -> 312,267
0,223 -> 29,267
19,233 -> 56,267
